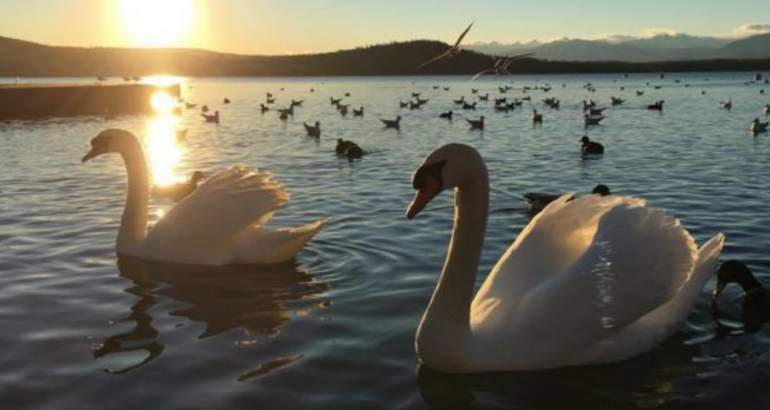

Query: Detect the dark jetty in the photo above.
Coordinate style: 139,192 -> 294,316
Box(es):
0,83 -> 181,120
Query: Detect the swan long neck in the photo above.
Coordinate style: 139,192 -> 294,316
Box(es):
117,138 -> 149,255
417,161 -> 489,371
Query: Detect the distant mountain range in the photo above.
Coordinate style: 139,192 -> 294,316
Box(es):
469,33 -> 770,62
1,35 -> 769,77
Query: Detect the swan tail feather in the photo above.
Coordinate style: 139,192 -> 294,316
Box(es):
647,232 -> 724,329
231,218 -> 330,265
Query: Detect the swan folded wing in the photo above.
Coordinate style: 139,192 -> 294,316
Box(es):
473,194 -> 637,320
571,233 -> 724,365
494,201 -> 697,364
146,166 -> 289,250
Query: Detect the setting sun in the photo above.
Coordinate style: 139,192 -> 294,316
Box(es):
118,0 -> 197,47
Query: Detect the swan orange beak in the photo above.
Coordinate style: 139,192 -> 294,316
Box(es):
406,176 -> 442,220
81,147 -> 104,163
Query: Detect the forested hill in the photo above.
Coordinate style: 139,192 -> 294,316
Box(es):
1,36 -> 768,77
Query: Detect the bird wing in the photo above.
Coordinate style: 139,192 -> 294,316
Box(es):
416,49 -> 452,70
470,69 -> 496,82
454,21 -> 474,49
501,53 -> 534,74
473,195 -> 698,341
145,166 -> 289,252
503,53 -> 534,67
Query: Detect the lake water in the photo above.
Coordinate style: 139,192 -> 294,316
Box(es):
2,73 -> 770,410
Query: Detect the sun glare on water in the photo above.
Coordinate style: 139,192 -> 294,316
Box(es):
118,0 -> 197,47
150,91 -> 178,114
147,91 -> 184,187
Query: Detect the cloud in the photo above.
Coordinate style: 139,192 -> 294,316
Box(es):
594,29 -> 681,42
470,23 -> 770,51
595,34 -> 637,43
732,23 -> 770,37
642,28 -> 679,38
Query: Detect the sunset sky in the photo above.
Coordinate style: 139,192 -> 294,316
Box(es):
1,0 -> 768,55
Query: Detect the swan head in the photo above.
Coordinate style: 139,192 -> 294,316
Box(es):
82,129 -> 134,162
715,260 -> 763,300
407,144 -> 484,219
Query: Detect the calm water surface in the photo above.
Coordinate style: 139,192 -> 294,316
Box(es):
2,73 -> 770,410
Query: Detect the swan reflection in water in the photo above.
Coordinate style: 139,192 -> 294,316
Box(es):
417,334 -> 706,410
93,256 -> 329,375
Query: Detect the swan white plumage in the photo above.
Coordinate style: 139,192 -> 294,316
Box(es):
406,143 -> 724,373
82,129 -> 328,266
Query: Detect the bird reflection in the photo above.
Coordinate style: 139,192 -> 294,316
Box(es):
93,257 -> 163,374
417,334 -> 702,410
93,255 -> 329,374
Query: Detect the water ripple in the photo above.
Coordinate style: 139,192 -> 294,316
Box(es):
2,73 -> 770,410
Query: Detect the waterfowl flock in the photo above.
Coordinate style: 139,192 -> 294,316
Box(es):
381,116 -> 401,129
336,138 -> 365,159
751,118 -> 769,134
152,170 -> 205,202
713,260 -> 770,333
647,100 -> 665,111
81,62 -> 770,375
523,184 -> 611,214
467,116 -> 484,130
202,110 -> 219,124
304,121 -> 321,138
579,135 -> 604,154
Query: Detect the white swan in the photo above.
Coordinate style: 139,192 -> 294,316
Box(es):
406,143 -> 724,373
82,129 -> 328,266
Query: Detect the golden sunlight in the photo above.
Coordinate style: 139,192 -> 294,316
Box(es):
118,0 -> 197,47
143,75 -> 187,87
150,91 -> 178,114
146,92 -> 184,186
146,115 -> 183,186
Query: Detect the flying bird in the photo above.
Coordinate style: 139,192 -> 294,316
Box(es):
416,22 -> 474,70
470,53 -> 534,82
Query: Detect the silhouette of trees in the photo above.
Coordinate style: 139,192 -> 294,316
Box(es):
1,36 -> 768,77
